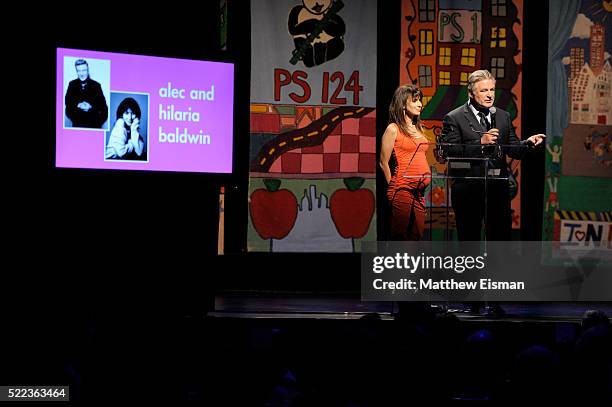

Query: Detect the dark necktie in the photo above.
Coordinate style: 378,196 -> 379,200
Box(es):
478,112 -> 490,131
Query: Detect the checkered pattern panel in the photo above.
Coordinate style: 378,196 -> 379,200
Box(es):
255,109 -> 377,177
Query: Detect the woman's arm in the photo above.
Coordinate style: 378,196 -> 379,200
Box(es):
128,134 -> 144,156
129,118 -> 144,156
379,123 -> 398,184
105,119 -> 128,158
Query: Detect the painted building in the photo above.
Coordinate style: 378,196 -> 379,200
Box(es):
590,23 -> 605,75
481,0 -> 520,89
570,60 -> 612,125
413,0 -> 438,106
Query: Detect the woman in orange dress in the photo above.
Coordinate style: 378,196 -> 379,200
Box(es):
379,84 -> 431,240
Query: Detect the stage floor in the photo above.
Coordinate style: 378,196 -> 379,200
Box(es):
211,291 -> 612,322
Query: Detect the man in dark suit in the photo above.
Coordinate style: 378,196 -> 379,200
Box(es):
440,69 -> 545,315
65,59 -> 108,128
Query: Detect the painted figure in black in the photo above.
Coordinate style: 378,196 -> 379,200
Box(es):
289,0 -> 345,67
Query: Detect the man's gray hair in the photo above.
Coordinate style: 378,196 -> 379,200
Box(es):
467,70 -> 495,93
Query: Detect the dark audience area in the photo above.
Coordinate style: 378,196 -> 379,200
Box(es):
3,306 -> 610,404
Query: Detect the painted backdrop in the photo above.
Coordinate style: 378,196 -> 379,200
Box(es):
401,0 -> 524,237
544,0 -> 612,250
248,0 -> 377,252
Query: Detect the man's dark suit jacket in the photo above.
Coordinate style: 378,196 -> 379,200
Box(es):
65,77 -> 108,128
439,102 -> 527,180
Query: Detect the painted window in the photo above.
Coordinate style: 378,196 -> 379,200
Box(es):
491,27 -> 507,48
461,48 -> 476,66
419,0 -> 435,22
492,0 -> 507,17
420,30 -> 434,55
491,57 -> 505,79
419,65 -> 433,87
439,47 -> 451,66
439,71 -> 451,85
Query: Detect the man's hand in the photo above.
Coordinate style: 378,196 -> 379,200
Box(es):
526,134 -> 546,147
77,101 -> 92,111
480,128 -> 498,145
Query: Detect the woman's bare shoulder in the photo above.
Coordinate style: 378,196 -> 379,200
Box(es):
384,123 -> 399,134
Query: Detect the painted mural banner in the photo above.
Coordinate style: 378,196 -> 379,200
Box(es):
249,0 -> 377,252
401,0 -> 524,237
544,0 -> 612,256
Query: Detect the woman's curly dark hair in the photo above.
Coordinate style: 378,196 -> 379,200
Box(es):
116,97 -> 141,120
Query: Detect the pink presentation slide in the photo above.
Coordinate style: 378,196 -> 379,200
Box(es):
57,48 -> 234,173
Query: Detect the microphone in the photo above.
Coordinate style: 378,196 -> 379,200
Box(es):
482,106 -> 500,158
489,107 -> 497,147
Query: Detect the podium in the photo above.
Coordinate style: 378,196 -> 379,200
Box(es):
402,141 -> 512,243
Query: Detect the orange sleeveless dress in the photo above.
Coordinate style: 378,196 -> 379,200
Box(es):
387,126 -> 431,240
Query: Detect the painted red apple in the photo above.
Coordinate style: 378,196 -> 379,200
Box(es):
250,179 -> 298,250
329,177 -> 375,250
